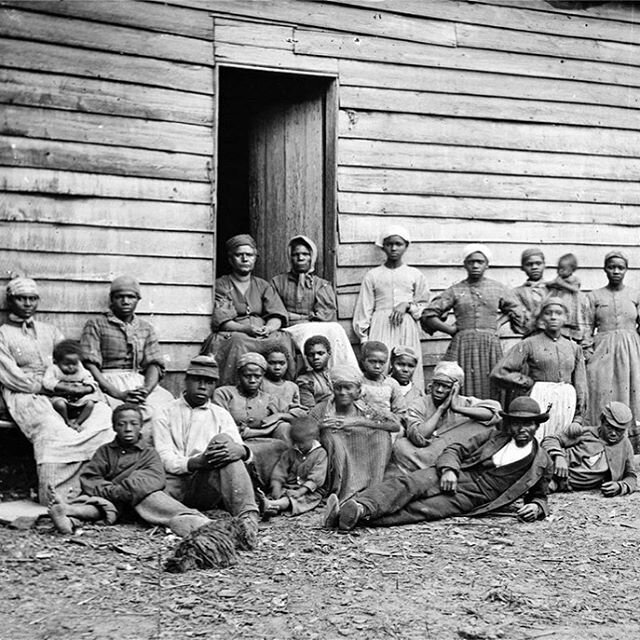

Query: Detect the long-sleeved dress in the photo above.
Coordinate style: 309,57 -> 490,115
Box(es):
353,264 -> 430,388
201,275 -> 295,385
422,277 -> 525,399
491,332 -> 588,441
584,286 -> 640,451
0,317 -> 113,503
271,271 -> 359,370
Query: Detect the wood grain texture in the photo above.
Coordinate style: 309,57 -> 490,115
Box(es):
0,68 -> 213,125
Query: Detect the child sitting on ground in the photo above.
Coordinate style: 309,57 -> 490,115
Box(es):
359,341 -> 406,431
260,417 -> 328,517
48,403 -> 211,536
42,339 -> 101,429
546,253 -> 587,342
262,346 -> 307,419
296,335 -> 334,409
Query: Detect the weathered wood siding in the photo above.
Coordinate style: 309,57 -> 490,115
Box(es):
0,0 -> 216,393
195,0 -> 638,371
2,0 -> 639,384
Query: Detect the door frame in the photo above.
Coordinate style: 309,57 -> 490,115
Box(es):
211,62 -> 339,289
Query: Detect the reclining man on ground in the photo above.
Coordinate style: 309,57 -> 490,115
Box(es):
324,397 -> 553,531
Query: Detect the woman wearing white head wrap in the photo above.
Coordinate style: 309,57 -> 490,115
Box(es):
271,235 -> 359,371
0,278 -> 113,504
421,246 -> 526,400
352,225 -> 430,388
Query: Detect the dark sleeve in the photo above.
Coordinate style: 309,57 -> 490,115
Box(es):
80,318 -> 103,368
420,286 -> 456,334
522,458 -> 553,518
260,281 -> 289,326
80,446 -> 132,504
211,278 -> 240,331
619,440 -> 637,495
541,433 -> 569,460
436,429 -> 496,475
571,345 -> 588,424
310,279 -> 338,322
490,341 -> 534,390
117,449 -> 166,505
302,448 -> 328,492
499,286 -> 527,335
297,375 -> 317,410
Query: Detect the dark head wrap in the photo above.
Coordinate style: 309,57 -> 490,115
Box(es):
604,251 -> 628,268
226,234 -> 257,253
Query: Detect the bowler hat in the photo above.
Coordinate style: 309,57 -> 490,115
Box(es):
500,397 -> 549,423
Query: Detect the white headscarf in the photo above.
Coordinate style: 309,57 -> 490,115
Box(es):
462,243 -> 492,264
288,235 -> 318,289
375,225 -> 411,248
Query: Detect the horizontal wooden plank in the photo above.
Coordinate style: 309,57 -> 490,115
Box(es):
339,59 -> 640,110
0,0 -> 213,39
0,7 -> 213,64
337,193 -> 640,226
322,0 -> 640,46
0,168 -> 210,203
335,265 -> 627,291
2,250 -> 213,286
0,68 -> 213,125
295,27 -> 640,88
214,42 -> 338,75
0,281 -> 212,315
23,312 -> 211,345
337,242 -> 640,270
1,136 -> 209,182
338,111 -> 640,157
338,168 -> 640,206
0,38 -> 213,93
0,221 -> 212,258
207,0 -> 457,46
214,18 -> 295,51
340,86 -> 640,131
338,139 -> 640,182
1,106 -> 212,155
338,214 -> 640,247
0,194 -> 211,231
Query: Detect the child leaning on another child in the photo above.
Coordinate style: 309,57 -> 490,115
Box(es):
260,417 -> 328,517
42,339 -> 102,430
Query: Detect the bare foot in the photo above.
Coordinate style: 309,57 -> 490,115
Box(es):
48,503 -> 74,534
46,483 -> 63,507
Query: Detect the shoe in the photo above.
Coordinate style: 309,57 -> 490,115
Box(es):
338,499 -> 364,531
323,493 -> 340,529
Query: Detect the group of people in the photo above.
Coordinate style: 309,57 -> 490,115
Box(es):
0,227 -> 637,551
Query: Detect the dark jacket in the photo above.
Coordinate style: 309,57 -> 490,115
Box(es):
437,428 -> 553,518
542,427 -> 637,494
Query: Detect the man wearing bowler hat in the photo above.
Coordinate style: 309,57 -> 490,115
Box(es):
152,355 -> 259,545
543,401 -> 637,496
324,396 -> 554,531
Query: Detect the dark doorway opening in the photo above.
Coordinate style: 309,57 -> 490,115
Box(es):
216,67 -> 336,281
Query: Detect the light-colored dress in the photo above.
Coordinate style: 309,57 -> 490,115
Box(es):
584,286 -> 640,451
0,317 -> 113,502
353,264 -> 430,388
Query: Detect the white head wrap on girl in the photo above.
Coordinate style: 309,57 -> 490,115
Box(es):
432,361 -> 465,385
375,225 -> 411,248
462,243 -> 492,264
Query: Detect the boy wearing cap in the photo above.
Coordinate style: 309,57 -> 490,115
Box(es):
324,397 -> 553,531
81,275 -> 173,421
152,355 -> 259,544
542,401 -> 637,496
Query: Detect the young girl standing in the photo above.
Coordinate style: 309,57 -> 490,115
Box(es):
352,226 -> 430,388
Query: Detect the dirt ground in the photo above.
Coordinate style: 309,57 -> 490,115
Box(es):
2,485 -> 640,640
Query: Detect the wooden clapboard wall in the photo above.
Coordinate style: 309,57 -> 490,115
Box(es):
0,0 -> 216,393
192,0 -> 638,373
2,0 -> 640,383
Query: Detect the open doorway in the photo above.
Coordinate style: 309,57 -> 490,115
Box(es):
215,67 -> 337,281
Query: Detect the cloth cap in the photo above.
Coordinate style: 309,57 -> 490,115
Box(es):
462,243 -> 492,264
226,234 -> 257,253
375,224 -> 411,248
601,401 -> 633,429
329,365 -> 364,386
6,277 -> 39,297
236,352 -> 267,371
520,248 -> 545,265
110,275 -> 141,297
391,345 -> 418,364
288,235 -> 318,273
500,397 -> 549,423
432,361 -> 465,385
539,296 -> 569,314
186,355 -> 219,380
604,251 -> 628,268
